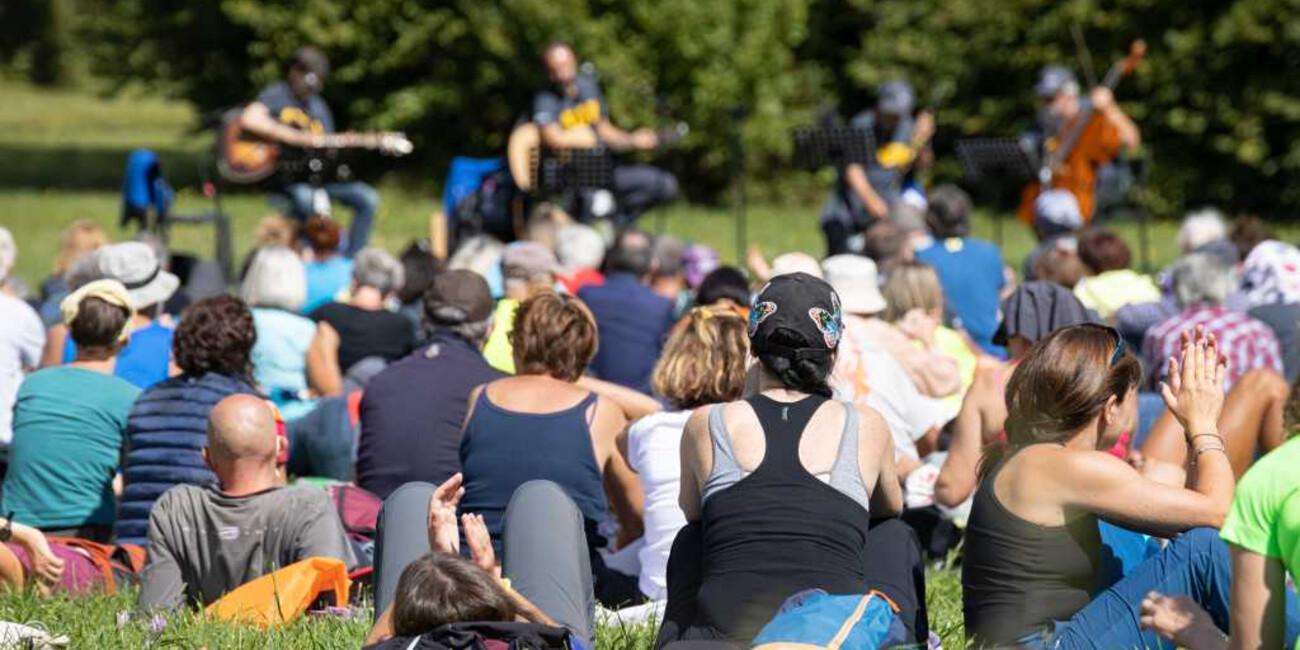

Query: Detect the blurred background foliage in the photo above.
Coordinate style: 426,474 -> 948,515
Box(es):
1,0 -> 1297,215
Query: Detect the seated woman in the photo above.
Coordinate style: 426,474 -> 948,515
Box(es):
621,306 -> 748,603
300,216 -> 353,315
241,246 -> 325,421
962,325 -> 1237,649
369,474 -> 598,649
1139,432 -> 1300,650
4,280 -> 141,543
457,292 -> 641,606
116,295 -> 261,546
661,272 -> 924,646
307,247 -> 415,395
934,281 -> 1093,509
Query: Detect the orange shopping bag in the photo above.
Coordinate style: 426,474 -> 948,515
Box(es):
205,557 -> 351,628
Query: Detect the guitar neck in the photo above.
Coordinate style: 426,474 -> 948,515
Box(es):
314,133 -> 384,150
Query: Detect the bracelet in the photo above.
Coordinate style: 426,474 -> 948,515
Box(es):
1194,445 -> 1227,461
1189,433 -> 1223,443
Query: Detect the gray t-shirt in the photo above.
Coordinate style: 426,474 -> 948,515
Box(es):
532,75 -> 606,129
138,483 -> 357,610
819,110 -> 916,227
256,81 -> 335,134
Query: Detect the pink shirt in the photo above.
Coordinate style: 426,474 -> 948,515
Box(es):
857,317 -> 962,399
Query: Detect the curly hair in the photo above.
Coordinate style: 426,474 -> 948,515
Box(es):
173,295 -> 257,383
509,291 -> 598,382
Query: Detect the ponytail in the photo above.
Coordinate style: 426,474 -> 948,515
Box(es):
756,328 -> 835,398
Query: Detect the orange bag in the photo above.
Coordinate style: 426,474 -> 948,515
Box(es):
205,557 -> 351,628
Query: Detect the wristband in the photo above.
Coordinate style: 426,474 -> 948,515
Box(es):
1190,433 -> 1222,442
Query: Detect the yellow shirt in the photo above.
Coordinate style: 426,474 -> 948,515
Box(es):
1073,269 -> 1162,322
934,326 -> 978,416
482,299 -> 519,374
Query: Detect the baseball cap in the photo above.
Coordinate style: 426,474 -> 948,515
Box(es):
749,272 -> 844,359
822,254 -> 887,315
878,80 -> 916,117
423,270 -> 494,326
1035,65 -> 1078,98
992,280 -> 1094,347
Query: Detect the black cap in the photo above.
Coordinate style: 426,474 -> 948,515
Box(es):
993,281 -> 1094,346
749,272 -> 843,359
423,270 -> 494,326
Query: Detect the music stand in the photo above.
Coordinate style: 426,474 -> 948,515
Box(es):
531,147 -> 616,222
792,127 -> 877,170
954,138 -> 1038,247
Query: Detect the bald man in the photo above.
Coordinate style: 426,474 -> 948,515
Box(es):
138,395 -> 356,610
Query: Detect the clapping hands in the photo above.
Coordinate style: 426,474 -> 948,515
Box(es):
1158,326 -> 1227,440
426,473 -> 499,576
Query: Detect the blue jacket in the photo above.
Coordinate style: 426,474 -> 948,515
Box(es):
116,372 -> 259,545
577,273 -> 676,393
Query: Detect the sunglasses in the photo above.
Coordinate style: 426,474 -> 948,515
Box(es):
1078,323 -> 1127,366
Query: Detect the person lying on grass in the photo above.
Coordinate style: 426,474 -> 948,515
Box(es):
366,473 -> 576,648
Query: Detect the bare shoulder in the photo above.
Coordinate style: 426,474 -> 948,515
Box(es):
851,403 -> 893,448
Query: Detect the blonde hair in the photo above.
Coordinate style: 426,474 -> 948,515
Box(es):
55,220 -> 109,276
882,261 -> 944,322
652,307 -> 749,410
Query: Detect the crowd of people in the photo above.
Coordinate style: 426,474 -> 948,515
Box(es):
1,180 -> 1300,650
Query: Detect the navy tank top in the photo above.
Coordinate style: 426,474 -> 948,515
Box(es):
459,389 -> 609,551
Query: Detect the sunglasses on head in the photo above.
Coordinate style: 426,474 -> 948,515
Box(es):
1078,323 -> 1126,366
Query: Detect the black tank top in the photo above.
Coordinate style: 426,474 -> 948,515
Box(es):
961,450 -> 1101,646
695,394 -> 872,643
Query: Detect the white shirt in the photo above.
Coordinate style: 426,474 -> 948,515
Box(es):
831,315 -> 949,460
0,294 -> 46,446
625,409 -> 692,600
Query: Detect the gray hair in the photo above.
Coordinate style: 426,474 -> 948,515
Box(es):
555,224 -> 606,272
652,235 -> 686,277
890,202 -> 928,235
448,235 -> 505,280
241,245 -> 307,311
1178,208 -> 1228,254
425,314 -> 494,350
1172,251 -> 1237,308
352,247 -> 405,295
0,227 -> 14,280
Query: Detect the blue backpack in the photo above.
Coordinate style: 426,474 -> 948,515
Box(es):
751,590 -> 907,650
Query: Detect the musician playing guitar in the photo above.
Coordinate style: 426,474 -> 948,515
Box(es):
1016,64 -> 1141,226
533,42 -> 679,226
238,47 -> 381,255
819,80 -> 935,256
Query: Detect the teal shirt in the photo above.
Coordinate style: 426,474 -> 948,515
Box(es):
3,366 -> 140,528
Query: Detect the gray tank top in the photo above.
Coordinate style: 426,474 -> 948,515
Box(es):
701,398 -> 871,511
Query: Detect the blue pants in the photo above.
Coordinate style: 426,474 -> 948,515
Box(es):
1040,527 -> 1295,650
284,181 -> 379,255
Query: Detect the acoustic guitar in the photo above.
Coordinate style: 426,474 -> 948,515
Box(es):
506,121 -> 688,193
217,108 -> 413,185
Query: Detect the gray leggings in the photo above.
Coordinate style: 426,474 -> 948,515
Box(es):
372,480 -> 595,646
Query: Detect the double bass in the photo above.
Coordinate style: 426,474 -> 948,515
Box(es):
1017,40 -> 1146,226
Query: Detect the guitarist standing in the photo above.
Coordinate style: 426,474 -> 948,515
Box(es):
1017,65 -> 1141,226
239,47 -> 380,255
819,80 -> 935,256
533,42 -> 678,227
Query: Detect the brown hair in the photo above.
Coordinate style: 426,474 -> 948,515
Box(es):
173,295 -> 257,384
1077,229 -> 1132,273
302,216 -> 341,256
392,553 -> 516,636
69,296 -> 131,351
1231,216 -> 1272,259
510,292 -> 598,382
881,261 -> 943,322
55,220 -> 109,276
1035,247 -> 1087,289
652,307 -> 749,410
980,324 -> 1143,478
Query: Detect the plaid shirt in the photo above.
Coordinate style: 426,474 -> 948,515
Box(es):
1142,306 -> 1283,391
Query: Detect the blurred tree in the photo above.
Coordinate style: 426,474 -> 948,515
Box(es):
0,0 -> 75,85
79,0 -> 1300,216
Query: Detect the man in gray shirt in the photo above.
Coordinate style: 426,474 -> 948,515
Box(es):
138,395 -> 356,610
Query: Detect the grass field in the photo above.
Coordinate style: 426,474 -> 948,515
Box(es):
0,79 -> 1276,648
